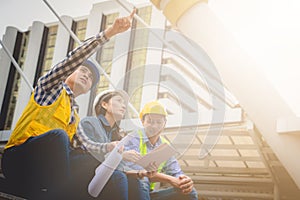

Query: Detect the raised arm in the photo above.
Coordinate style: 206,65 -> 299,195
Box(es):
105,9 -> 136,39
38,9 -> 136,91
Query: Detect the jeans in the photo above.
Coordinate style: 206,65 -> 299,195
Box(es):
69,149 -> 129,200
139,178 -> 198,200
151,187 -> 198,200
127,175 -> 150,200
70,149 -> 150,200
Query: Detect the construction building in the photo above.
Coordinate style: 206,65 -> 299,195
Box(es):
1,0 -> 300,199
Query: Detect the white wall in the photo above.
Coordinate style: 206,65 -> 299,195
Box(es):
0,27 -> 18,114
12,21 -> 45,128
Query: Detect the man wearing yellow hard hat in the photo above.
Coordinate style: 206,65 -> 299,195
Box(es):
124,101 -> 198,200
74,89 -> 157,200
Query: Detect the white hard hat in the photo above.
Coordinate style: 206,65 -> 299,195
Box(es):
93,89 -> 129,116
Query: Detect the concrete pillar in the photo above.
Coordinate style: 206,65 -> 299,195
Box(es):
139,5 -> 166,110
12,21 -> 45,128
110,6 -> 131,92
0,27 -> 19,115
150,0 -> 300,188
76,0 -> 117,118
52,16 -> 73,64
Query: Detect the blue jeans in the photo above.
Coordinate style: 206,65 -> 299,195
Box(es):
151,187 -> 198,200
139,178 -> 198,200
127,175 -> 150,200
69,149 -> 129,200
70,149 -> 150,200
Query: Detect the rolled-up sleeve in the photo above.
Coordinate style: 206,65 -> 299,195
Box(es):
38,32 -> 108,92
163,156 -> 184,177
76,119 -> 108,155
123,134 -> 144,170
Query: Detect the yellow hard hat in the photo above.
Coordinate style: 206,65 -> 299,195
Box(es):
139,101 -> 167,120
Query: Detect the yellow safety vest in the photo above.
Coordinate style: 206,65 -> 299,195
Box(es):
138,130 -> 169,191
5,89 -> 79,149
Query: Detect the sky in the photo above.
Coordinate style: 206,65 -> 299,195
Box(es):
1,0 -> 300,115
0,0 -> 150,37
0,0 -> 141,37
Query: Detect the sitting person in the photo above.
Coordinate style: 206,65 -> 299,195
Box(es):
75,90 -> 152,200
1,9 -> 136,200
124,101 -> 199,200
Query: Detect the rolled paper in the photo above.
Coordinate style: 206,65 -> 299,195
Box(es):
88,150 -> 122,197
88,134 -> 132,197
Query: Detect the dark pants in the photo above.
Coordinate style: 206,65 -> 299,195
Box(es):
150,187 -> 198,200
69,149 -> 129,200
1,129 -> 132,200
140,178 -> 198,200
69,149 -> 149,200
2,129 -> 70,199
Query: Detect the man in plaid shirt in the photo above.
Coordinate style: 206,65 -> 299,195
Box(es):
2,10 -> 135,200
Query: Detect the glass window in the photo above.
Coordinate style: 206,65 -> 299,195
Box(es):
40,25 -> 58,76
3,31 -> 30,130
95,12 -> 119,94
71,19 -> 87,49
126,6 -> 152,117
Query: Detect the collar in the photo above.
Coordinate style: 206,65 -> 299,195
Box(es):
62,82 -> 74,96
97,114 -> 118,133
97,114 -> 110,127
140,129 -> 162,148
62,82 -> 78,111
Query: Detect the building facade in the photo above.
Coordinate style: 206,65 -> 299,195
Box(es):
1,1 -> 300,199
0,0 -> 238,131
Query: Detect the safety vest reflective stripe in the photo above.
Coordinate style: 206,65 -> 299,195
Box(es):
137,130 -> 169,190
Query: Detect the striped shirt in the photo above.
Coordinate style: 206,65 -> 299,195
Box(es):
34,32 -> 108,125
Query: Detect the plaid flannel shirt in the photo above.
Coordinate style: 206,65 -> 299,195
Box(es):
33,31 -> 108,145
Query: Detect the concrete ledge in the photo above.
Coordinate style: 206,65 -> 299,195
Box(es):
0,130 -> 11,142
277,117 -> 300,134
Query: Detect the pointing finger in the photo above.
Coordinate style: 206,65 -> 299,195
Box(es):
129,8 -> 136,20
